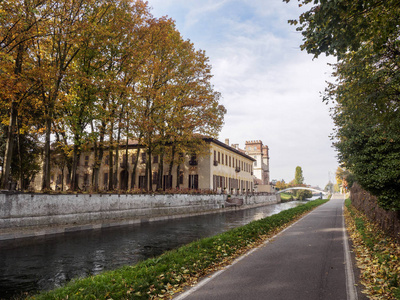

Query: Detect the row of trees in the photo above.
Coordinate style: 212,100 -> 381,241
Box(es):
287,0 -> 400,210
0,0 -> 226,192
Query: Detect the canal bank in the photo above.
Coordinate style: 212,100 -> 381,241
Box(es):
0,192 -> 280,241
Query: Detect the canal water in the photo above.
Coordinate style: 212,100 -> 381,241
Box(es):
0,200 -> 307,299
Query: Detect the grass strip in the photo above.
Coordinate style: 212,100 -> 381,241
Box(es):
279,192 -> 294,201
31,199 -> 328,300
344,199 -> 400,299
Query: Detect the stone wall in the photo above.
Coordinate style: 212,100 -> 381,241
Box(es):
350,183 -> 400,241
0,192 -> 280,237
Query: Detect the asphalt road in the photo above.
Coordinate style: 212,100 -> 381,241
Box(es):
175,194 -> 359,300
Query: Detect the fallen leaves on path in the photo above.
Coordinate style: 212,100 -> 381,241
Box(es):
345,203 -> 400,299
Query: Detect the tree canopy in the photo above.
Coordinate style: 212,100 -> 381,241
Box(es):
287,0 -> 400,210
294,166 -> 304,185
0,0 -> 225,191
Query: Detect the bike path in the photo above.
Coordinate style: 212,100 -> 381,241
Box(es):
175,195 -> 359,300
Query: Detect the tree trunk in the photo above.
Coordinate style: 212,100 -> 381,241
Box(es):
1,101 -> 18,189
131,147 -> 140,189
115,110 -> 123,190
157,152 -> 164,191
1,42 -> 24,189
71,143 -> 80,190
108,120 -> 114,191
124,137 -> 129,191
17,117 -> 23,190
91,120 -> 99,191
94,119 -> 106,191
41,117 -> 51,191
176,164 -> 180,189
145,149 -> 152,192
168,146 -> 176,188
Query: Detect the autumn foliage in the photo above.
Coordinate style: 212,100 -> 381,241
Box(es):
0,0 -> 225,191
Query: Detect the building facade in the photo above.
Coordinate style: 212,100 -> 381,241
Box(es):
244,140 -> 270,185
31,137 -> 256,193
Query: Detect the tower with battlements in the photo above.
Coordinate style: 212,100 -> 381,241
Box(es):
245,140 -> 270,185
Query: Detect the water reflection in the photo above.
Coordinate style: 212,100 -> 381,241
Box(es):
0,201 -> 306,299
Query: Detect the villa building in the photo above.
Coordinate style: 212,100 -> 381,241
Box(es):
31,137 -> 256,193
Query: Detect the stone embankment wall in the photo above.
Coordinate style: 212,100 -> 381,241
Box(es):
351,183 -> 400,241
0,192 -> 280,240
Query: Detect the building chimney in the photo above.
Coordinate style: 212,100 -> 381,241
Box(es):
225,138 -> 230,145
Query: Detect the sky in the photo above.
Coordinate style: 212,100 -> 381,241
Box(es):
146,0 -> 338,189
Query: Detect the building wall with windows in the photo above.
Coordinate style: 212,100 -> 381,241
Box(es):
31,138 -> 255,193
205,138 -> 255,193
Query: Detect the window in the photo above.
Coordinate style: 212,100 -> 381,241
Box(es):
222,153 -> 224,165
179,170 -> 184,185
213,175 -> 225,189
152,171 -> 158,185
189,154 -> 197,165
141,153 -> 147,164
131,153 -> 136,164
153,155 -> 159,164
83,174 -> 90,186
84,156 -> 89,166
229,156 -> 231,167
163,175 -> 173,190
139,176 -> 146,189
218,152 -> 220,163
105,155 -> 109,165
189,174 -> 198,189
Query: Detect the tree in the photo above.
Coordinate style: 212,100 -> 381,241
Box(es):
297,189 -> 312,200
275,180 -> 287,190
294,166 -> 304,185
285,0 -> 400,59
287,0 -> 400,210
0,0 -> 50,188
324,182 -> 333,193
133,17 -> 225,191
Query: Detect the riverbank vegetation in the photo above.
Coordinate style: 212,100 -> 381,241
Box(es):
30,199 -> 328,299
345,198 -> 400,299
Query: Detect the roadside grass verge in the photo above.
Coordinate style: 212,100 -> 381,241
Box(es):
344,199 -> 400,299
32,199 -> 328,300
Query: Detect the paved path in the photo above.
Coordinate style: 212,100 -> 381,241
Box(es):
175,194 -> 359,300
